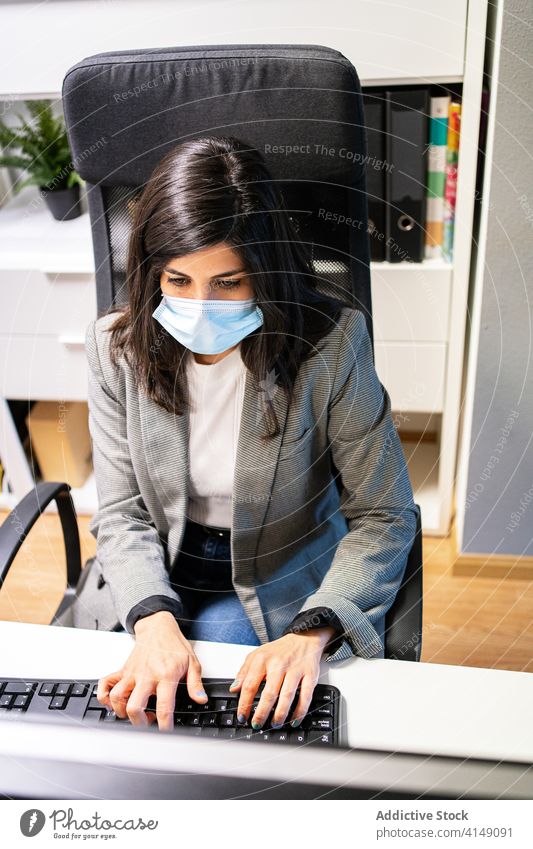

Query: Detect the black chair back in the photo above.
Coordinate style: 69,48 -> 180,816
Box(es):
62,43 -> 373,344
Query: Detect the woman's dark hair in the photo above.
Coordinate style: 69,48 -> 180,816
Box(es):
104,135 -> 353,439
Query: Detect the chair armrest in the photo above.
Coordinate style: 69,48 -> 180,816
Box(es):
384,502 -> 423,662
0,481 -> 82,591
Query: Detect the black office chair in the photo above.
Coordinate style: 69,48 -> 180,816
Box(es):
0,44 -> 423,661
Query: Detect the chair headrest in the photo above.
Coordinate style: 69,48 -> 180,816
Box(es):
62,43 -> 367,189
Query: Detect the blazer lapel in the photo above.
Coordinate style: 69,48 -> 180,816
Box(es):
229,362 -> 291,642
232,364 -> 291,561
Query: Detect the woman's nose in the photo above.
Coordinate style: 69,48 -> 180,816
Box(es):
192,283 -> 222,300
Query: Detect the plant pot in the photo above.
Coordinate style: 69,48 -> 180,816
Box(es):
40,184 -> 82,221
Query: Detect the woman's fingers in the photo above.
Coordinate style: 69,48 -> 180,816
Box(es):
236,658 -> 266,723
108,675 -> 136,719
249,666 -> 286,728
153,678 -> 181,732
285,674 -> 317,727
186,655 -> 208,704
266,672 -> 303,728
124,679 -> 157,727
96,670 -> 123,710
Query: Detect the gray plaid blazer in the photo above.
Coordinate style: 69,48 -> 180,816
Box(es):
58,306 -> 417,664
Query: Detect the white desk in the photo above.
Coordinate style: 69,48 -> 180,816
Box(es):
1,621 -> 532,765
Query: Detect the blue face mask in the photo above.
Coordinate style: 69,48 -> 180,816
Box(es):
152,293 -> 264,355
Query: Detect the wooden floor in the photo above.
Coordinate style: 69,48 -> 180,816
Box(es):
1,509 -> 532,673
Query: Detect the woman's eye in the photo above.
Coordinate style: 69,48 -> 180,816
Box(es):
167,278 -> 241,289
213,279 -> 241,289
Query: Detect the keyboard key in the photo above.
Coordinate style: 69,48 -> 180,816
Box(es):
103,709 -> 117,721
39,682 -> 56,696
71,683 -> 88,697
289,729 -> 307,744
84,709 -> 105,721
308,718 -> 332,731
49,696 -> 68,710
0,694 -> 14,708
55,683 -> 71,697
317,691 -> 332,702
269,730 -> 290,744
183,714 -> 201,726
219,712 -> 235,727
13,694 -> 31,709
3,682 -> 36,695
218,726 -> 237,739
173,724 -> 202,737
255,729 -> 275,742
234,727 -> 255,741
308,730 -> 333,745
88,696 -> 106,710
201,713 -> 218,727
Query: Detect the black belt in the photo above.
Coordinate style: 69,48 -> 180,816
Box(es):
187,518 -> 231,539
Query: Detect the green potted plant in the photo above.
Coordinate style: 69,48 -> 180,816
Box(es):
0,99 -> 84,220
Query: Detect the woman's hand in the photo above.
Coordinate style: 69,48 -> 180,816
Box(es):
228,627 -> 337,730
96,611 -> 208,732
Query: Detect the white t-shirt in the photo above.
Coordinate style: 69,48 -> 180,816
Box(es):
185,344 -> 246,528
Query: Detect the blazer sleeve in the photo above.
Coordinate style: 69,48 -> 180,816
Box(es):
293,308 -> 418,662
281,606 -> 346,656
85,318 -> 185,634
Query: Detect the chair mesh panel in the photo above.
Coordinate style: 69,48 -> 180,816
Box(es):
102,185 -> 142,308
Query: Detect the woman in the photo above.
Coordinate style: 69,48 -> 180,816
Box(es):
88,135 -> 417,733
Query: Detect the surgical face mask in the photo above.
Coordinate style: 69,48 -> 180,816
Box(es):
152,293 -> 264,355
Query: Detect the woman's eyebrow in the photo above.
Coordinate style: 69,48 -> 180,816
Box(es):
164,267 -> 247,278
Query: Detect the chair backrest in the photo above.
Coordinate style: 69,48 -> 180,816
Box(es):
62,43 -> 374,348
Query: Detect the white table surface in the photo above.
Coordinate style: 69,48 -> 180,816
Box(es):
1,620 -> 532,765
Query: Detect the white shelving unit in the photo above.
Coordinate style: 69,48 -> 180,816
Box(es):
0,0 -> 490,534
0,188 -> 97,515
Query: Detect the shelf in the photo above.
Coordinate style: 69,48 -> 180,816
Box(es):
0,187 -> 94,274
370,258 -> 452,272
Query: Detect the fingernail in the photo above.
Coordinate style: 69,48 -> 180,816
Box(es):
230,679 -> 240,688
237,713 -> 246,724
251,721 -> 262,730
196,690 -> 207,699
271,720 -> 283,729
291,718 -> 301,728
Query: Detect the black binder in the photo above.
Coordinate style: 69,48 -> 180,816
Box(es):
385,87 -> 429,262
362,90 -> 387,261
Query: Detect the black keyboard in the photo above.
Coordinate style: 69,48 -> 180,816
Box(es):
0,677 -> 342,746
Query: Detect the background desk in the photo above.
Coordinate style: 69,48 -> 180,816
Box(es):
1,621 -> 532,764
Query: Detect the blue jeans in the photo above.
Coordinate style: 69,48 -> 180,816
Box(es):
168,519 -> 261,646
